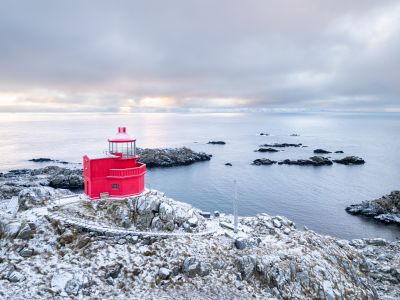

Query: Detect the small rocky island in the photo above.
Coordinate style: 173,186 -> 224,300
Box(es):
251,156 -> 366,167
346,191 -> 400,225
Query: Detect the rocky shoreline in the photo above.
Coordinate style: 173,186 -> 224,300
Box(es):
0,147 -> 212,200
346,191 -> 400,225
0,189 -> 399,299
251,156 -> 365,167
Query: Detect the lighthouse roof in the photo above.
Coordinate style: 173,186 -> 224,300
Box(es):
108,127 -> 136,143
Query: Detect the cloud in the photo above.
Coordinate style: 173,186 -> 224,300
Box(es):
0,0 -> 399,112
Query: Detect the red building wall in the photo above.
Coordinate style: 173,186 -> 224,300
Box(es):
83,155 -> 146,199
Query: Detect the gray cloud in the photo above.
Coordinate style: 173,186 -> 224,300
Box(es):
0,0 -> 399,112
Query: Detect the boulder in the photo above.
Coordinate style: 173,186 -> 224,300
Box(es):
333,156 -> 365,165
313,149 -> 331,154
17,223 -> 35,240
234,238 -> 246,250
235,255 -> 256,280
252,159 -> 277,166
158,267 -> 172,280
159,202 -> 174,222
19,248 -> 34,257
4,221 -> 21,238
65,279 -> 81,296
105,263 -> 123,279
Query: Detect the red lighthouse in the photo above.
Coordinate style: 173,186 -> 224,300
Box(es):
83,127 -> 146,200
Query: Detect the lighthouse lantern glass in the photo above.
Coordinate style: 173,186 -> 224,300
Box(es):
109,141 -> 136,158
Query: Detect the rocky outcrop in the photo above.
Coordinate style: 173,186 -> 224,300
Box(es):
1,147 -> 212,201
313,149 -> 331,154
137,147 -> 212,168
251,159 -> 277,166
19,186 -> 73,209
333,156 -> 365,165
207,141 -> 226,145
278,156 -> 333,166
260,143 -> 302,147
346,191 -> 400,225
256,148 -> 279,153
0,191 -> 397,299
259,133 -> 269,136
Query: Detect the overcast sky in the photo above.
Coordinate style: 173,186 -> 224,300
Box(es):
0,0 -> 399,113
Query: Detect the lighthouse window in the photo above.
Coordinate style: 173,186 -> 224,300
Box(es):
112,183 -> 119,189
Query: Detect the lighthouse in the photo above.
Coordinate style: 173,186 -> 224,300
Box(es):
83,127 -> 146,199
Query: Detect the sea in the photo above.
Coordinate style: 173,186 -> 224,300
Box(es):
0,112 -> 399,240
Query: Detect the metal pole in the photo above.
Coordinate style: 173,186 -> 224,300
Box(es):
233,179 -> 238,233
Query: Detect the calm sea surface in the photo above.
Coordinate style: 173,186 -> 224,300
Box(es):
0,112 -> 399,240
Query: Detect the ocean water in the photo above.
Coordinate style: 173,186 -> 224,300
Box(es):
0,112 -> 399,240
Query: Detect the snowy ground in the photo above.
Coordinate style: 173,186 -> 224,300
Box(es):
0,190 -> 399,299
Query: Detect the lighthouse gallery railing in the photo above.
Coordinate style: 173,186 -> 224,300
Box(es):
108,164 -> 146,178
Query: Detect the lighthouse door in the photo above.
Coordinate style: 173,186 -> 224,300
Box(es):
85,181 -> 89,194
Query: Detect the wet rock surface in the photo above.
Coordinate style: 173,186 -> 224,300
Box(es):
256,147 -> 279,153
313,149 -> 332,154
346,191 -> 400,225
207,141 -> 226,145
333,156 -> 365,165
251,158 -> 277,166
278,156 -> 333,166
260,143 -> 303,147
137,147 -> 212,168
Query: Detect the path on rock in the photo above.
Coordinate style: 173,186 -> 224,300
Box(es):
22,193 -> 219,238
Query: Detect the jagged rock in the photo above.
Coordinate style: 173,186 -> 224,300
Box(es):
199,211 -> 211,218
4,221 -> 21,238
18,186 -> 73,209
207,141 -> 226,145
159,202 -> 174,222
252,158 -> 277,166
278,156 -> 332,166
105,263 -> 123,279
366,238 -> 388,246
313,149 -> 331,154
272,219 -> 282,228
158,267 -> 172,280
346,191 -> 400,225
183,257 -> 200,278
234,238 -> 246,250
187,216 -> 198,227
65,279 -> 81,296
214,211 -> 220,217
235,255 -> 256,280
51,272 -> 73,293
17,223 -> 35,240
49,174 -> 83,189
0,264 -> 25,282
333,156 -> 365,165
19,248 -> 34,257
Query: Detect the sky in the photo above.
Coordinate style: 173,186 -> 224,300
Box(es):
0,0 -> 399,113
